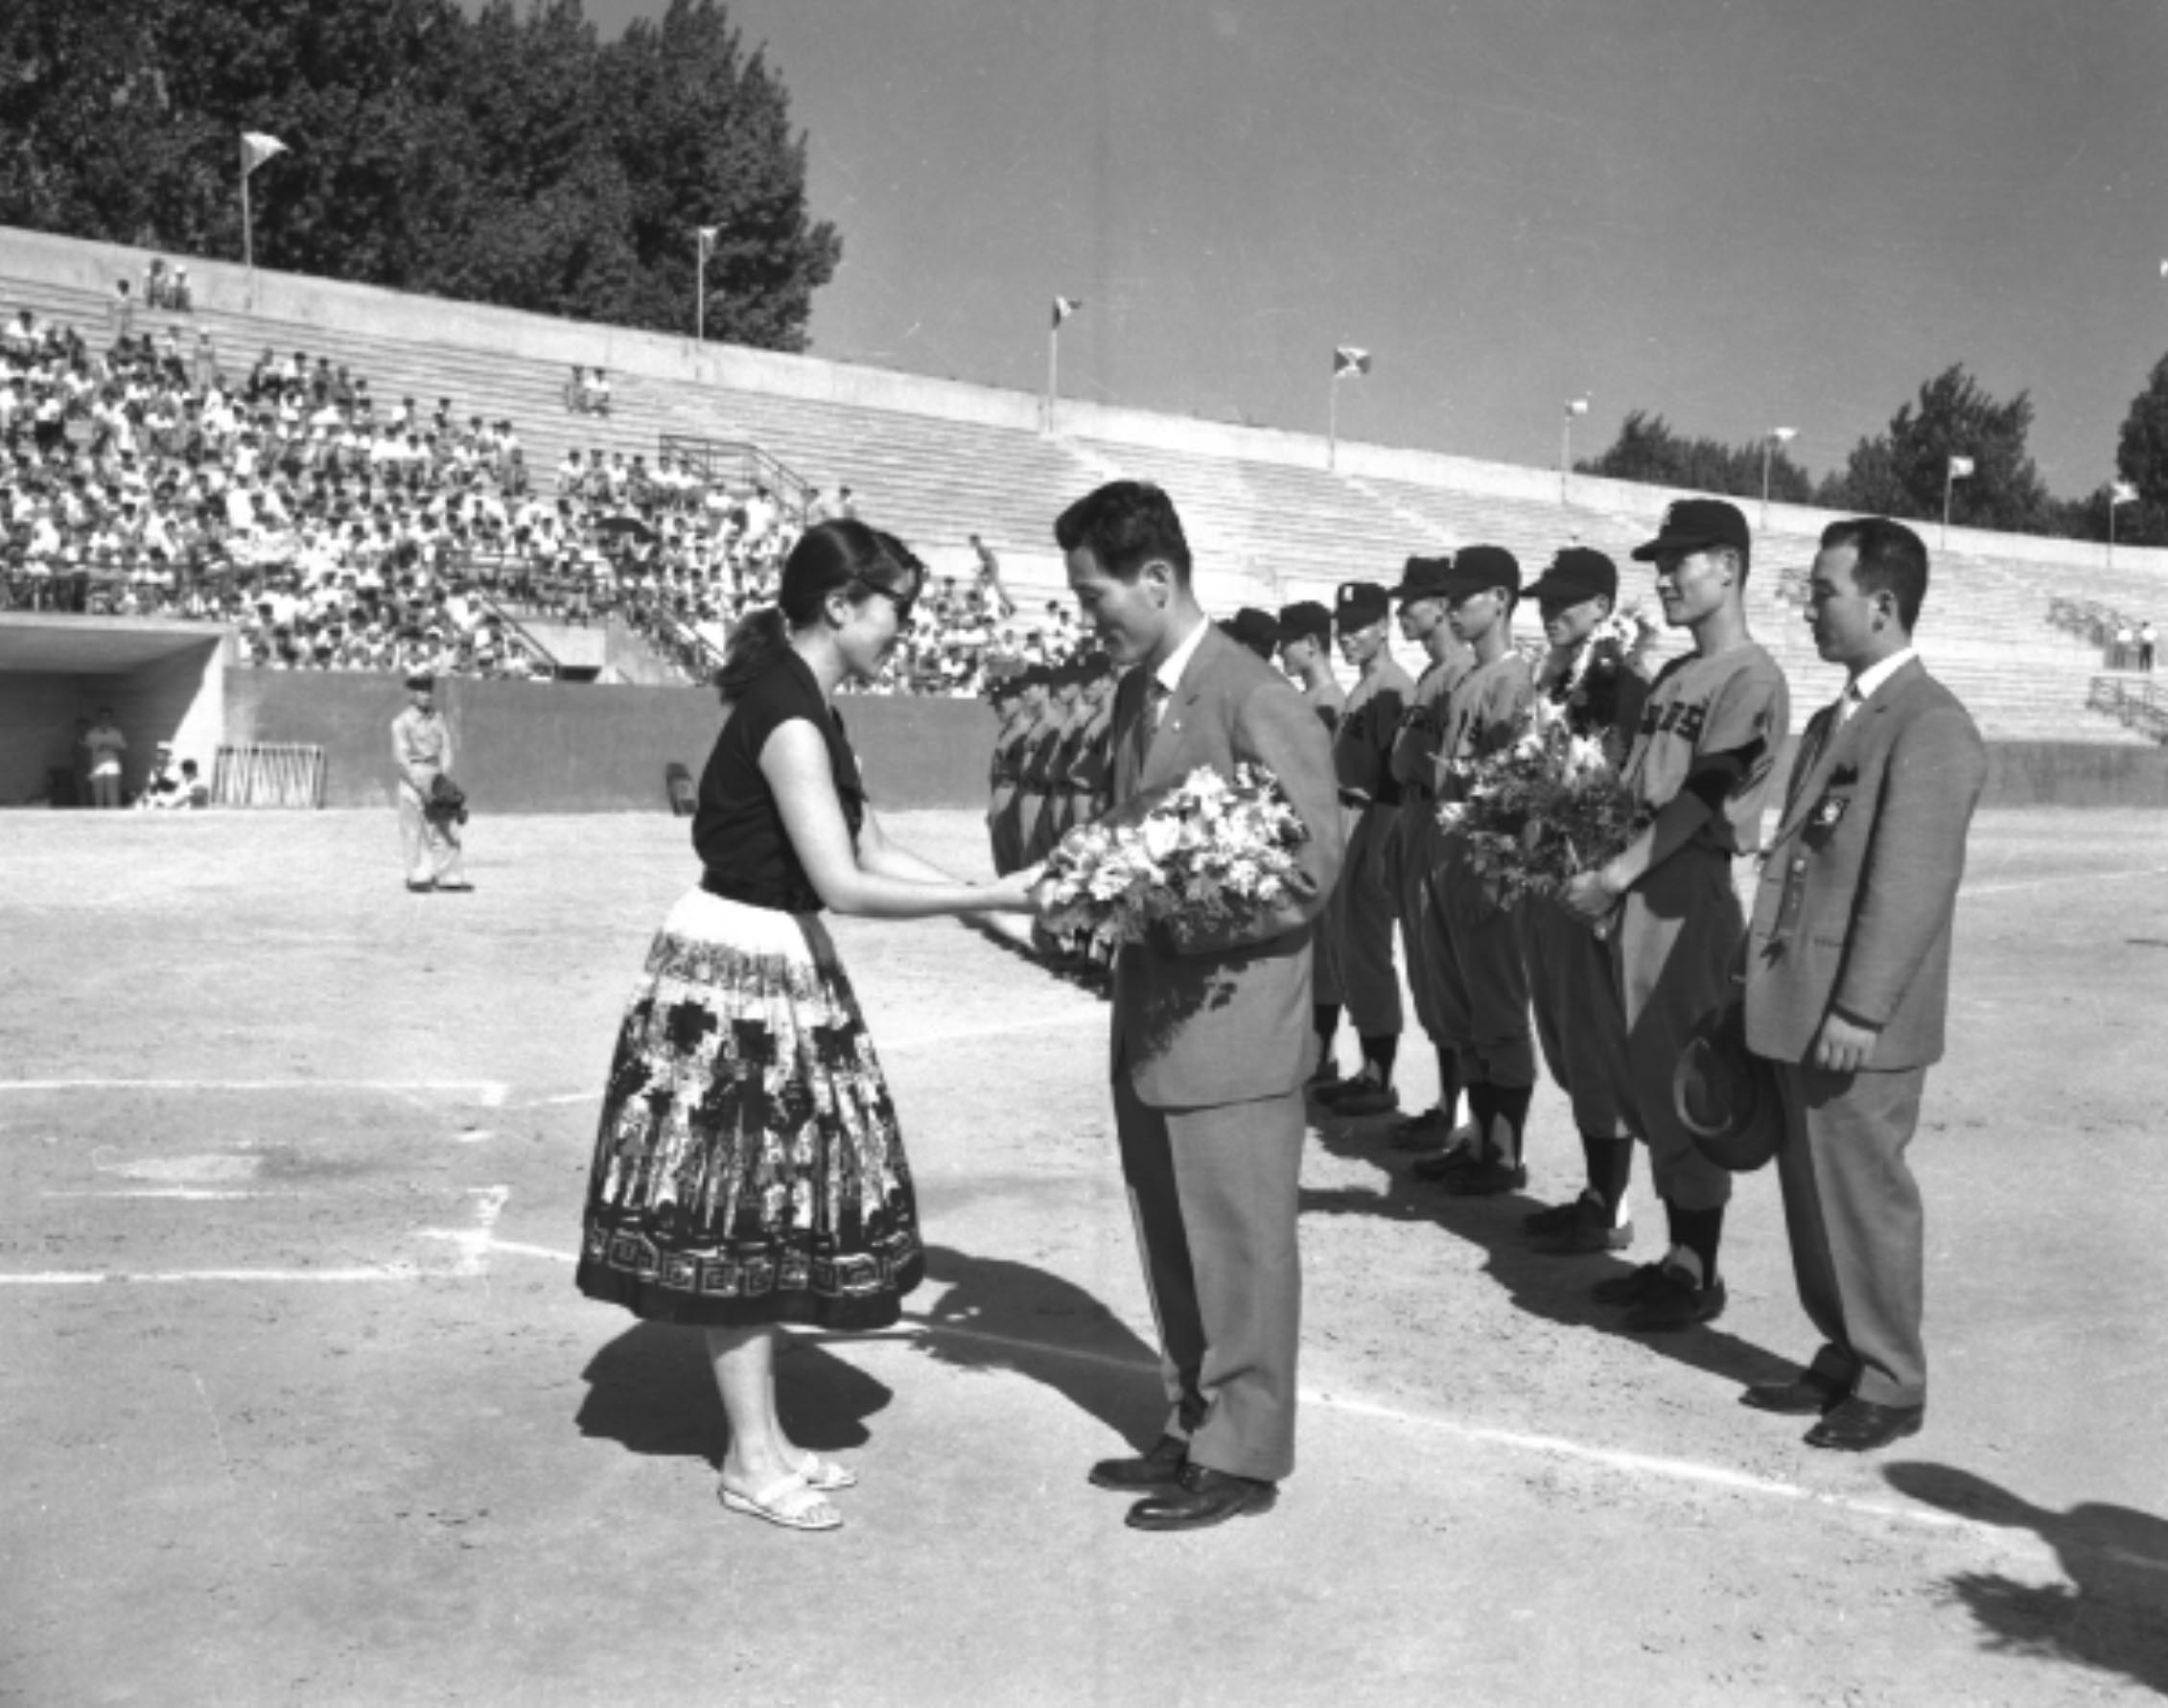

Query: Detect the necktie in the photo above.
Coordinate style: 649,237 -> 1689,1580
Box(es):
1833,680 -> 1864,729
1130,677 -> 1168,785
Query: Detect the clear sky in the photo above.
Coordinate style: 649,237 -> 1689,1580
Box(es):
590,0 -> 2168,497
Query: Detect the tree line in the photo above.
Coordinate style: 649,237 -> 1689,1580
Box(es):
0,0 -> 839,351
1578,360 -> 2168,548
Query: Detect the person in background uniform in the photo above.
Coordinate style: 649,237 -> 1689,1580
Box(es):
1032,662 -> 1090,857
1561,499 -> 1789,1332
996,666 -> 1052,868
1741,517 -> 1985,1453
1012,666 -> 1066,868
84,708 -> 128,809
1425,547 -> 1538,1196
1063,653 -> 1120,827
1221,607 -> 1281,661
391,671 -> 472,893
1522,549 -> 1653,1255
985,667 -> 1031,875
1276,601 -> 1345,734
1053,480 -> 1343,1531
1380,555 -> 1476,1165
1313,581 -> 1413,1115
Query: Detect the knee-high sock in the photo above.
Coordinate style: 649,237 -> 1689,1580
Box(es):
1667,1202 -> 1724,1288
1359,1033 -> 1398,1087
1582,1133 -> 1635,1224
1434,1044 -> 1461,1129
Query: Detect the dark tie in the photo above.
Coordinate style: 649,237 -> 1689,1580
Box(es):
1129,677 -> 1168,791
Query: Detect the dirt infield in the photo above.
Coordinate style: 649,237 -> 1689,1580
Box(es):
4,807 -> 2166,1707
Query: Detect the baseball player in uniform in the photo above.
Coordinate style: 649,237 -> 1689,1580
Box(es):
1000,667 -> 1055,869
1223,607 -> 1282,661
986,668 -> 1032,875
1315,582 -> 1414,1116
1426,547 -> 1538,1195
1560,499 -> 1789,1331
1279,598 -> 1351,1081
1522,549 -> 1652,1254
1381,555 -> 1477,1163
1740,517 -> 1985,1452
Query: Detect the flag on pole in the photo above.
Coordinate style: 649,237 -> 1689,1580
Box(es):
1052,295 -> 1083,329
1947,455 -> 1975,478
2112,480 -> 2139,503
242,132 -> 288,175
697,226 -> 719,261
1333,345 -> 1371,378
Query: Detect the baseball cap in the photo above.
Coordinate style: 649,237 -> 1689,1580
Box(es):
1673,998 -> 1782,1172
1224,607 -> 1281,658
1277,599 -> 1332,645
1437,544 -> 1522,600
1526,547 -> 1620,607
405,671 -> 434,690
1388,555 -> 1457,601
1334,581 -> 1390,632
1631,498 -> 1750,562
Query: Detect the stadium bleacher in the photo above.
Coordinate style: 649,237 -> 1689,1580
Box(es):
8,237 -> 2167,742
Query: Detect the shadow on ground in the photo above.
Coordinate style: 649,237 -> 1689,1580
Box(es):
574,1320 -> 896,1468
1300,1097 -> 1793,1392
910,1243 -> 1165,1451
1883,1462 -> 2168,1697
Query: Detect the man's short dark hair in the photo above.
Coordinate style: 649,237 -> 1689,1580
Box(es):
1821,516 -> 1928,631
1053,480 -> 1191,584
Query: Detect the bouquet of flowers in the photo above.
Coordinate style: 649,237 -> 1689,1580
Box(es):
1037,762 -> 1309,948
1437,699 -> 1648,906
1545,601 -> 1659,744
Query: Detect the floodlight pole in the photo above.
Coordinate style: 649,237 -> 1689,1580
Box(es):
241,139 -> 255,305
1046,324 -> 1059,436
1760,426 -> 1796,529
1560,397 -> 1589,505
696,246 -> 706,344
1328,374 -> 1340,472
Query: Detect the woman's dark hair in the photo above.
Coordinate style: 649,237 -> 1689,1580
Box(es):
714,519 -> 923,701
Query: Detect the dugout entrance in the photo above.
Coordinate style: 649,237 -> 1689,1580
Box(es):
0,613 -> 228,806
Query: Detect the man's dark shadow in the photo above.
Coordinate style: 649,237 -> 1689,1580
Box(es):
1300,1101 -> 1793,1391
1883,1463 -> 2168,1696
575,1320 -> 895,1467
957,916 -> 1111,999
905,1243 -> 1166,1449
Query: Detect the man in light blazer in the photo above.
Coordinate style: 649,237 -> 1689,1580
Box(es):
1049,480 -> 1344,1531
1741,517 -> 1986,1452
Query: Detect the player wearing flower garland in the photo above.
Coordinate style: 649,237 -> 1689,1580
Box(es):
1313,581 -> 1414,1114
1560,500 -> 1790,1331
1380,555 -> 1478,1167
1427,547 -> 1539,1195
1519,549 -> 1653,1252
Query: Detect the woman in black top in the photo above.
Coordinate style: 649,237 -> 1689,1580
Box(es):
575,521 -> 1038,1533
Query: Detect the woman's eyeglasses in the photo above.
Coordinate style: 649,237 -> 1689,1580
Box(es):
852,573 -> 920,630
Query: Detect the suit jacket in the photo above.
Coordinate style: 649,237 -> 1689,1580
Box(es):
1743,658 -> 1986,1069
1108,624 -> 1344,1108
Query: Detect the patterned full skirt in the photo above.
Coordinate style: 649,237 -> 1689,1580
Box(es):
575,889 -> 923,1329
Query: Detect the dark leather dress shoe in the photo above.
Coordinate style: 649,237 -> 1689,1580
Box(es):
1805,1397 -> 1924,1453
1089,1434 -> 1188,1493
1739,1372 -> 1848,1416
1126,1462 -> 1277,1532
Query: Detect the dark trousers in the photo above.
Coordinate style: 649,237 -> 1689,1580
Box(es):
1112,1073 -> 1304,1482
1772,1059 -> 1928,1407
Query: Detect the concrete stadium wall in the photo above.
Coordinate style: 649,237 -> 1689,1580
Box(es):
221,671 -> 995,812
11,223 -> 2168,588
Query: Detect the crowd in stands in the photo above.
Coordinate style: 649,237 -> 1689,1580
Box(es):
1,292 -> 1091,695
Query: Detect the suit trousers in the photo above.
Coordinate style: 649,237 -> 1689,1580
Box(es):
1521,899 -> 1633,1138
1608,847 -> 1738,1212
398,783 -> 467,886
1113,1072 -> 1304,1483
1772,1059 -> 1928,1408
1326,805 -> 1403,1037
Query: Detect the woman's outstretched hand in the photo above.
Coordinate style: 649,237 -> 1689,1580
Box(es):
977,864 -> 1045,915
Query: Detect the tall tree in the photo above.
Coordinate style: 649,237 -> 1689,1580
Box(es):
1576,409 -> 1812,504
1821,364 -> 2053,534
0,0 -> 838,351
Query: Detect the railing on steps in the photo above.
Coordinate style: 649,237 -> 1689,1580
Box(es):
659,434 -> 816,524
2086,675 -> 2168,742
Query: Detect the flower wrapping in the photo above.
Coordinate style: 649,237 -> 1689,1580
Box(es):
1037,762 -> 1310,947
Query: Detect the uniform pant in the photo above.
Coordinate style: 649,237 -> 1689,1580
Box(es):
89,772 -> 122,809
1392,803 -> 1450,1040
1772,1059 -> 1928,1408
1434,838 -> 1535,1087
1013,790 -> 1048,870
987,784 -> 1020,875
1521,898 -> 1633,1137
1607,846 -> 1739,1211
1324,805 -> 1402,1037
1113,1072 -> 1304,1483
399,783 -> 467,887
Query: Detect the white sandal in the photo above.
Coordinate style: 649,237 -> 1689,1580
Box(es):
717,1472 -> 842,1532
794,1452 -> 859,1491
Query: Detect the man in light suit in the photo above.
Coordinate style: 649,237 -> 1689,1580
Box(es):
1741,517 -> 1986,1452
1050,481 -> 1344,1531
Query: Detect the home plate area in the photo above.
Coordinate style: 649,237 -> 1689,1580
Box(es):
0,1084 -> 507,1283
